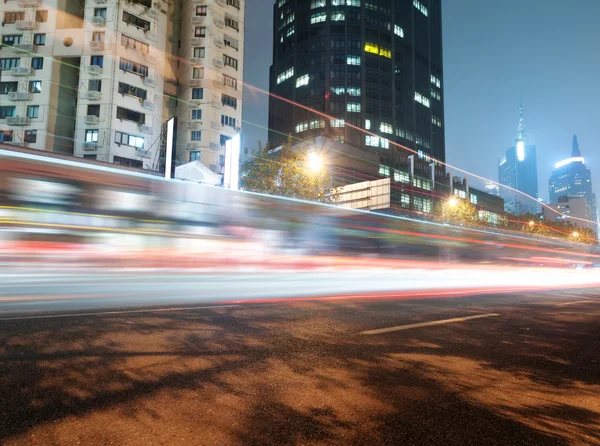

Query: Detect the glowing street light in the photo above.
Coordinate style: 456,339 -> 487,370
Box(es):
448,196 -> 459,207
529,220 -> 535,227
572,231 -> 579,238
307,151 -> 324,173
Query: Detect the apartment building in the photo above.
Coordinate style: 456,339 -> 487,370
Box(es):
0,0 -> 244,174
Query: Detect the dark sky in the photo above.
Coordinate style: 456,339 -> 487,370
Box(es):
242,0 -> 600,202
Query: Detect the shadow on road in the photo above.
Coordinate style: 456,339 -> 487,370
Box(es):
0,297 -> 599,445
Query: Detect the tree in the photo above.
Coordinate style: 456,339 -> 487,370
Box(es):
239,136 -> 332,203
435,196 -> 479,227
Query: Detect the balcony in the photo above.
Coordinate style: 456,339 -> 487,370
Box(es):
209,142 -> 221,151
212,79 -> 223,89
210,120 -> 222,130
8,92 -> 31,101
6,116 -> 30,126
87,65 -> 103,75
91,16 -> 106,27
138,124 -> 153,134
15,20 -> 37,30
214,38 -> 224,48
84,115 -> 99,125
13,43 -> 36,53
212,100 -> 223,109
143,76 -> 156,87
82,142 -> 99,151
89,40 -> 105,51
9,66 -> 34,76
83,91 -> 101,100
146,9 -> 158,19
17,0 -> 38,7
142,100 -> 154,111
213,16 -> 225,28
213,58 -> 224,69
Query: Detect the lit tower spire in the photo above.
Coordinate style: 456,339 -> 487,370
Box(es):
517,103 -> 526,142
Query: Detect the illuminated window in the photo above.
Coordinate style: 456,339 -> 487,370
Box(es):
431,88 -> 441,100
394,171 -> 410,183
422,199 -> 432,213
394,25 -> 404,38
413,0 -> 428,17
295,121 -> 308,133
285,27 -> 295,38
330,118 -> 345,127
381,138 -> 389,149
432,116 -> 442,127
422,180 -> 432,191
364,42 -> 379,54
331,86 -> 345,95
414,92 -> 430,108
347,102 -> 361,112
454,189 -> 466,199
470,193 -> 478,205
309,119 -> 325,129
380,122 -> 393,134
332,0 -> 344,4
365,119 -> 371,130
430,75 -> 441,88
347,55 -> 360,65
367,136 -> 389,149
347,87 -> 361,96
379,47 -> 391,58
400,194 -> 410,208
311,0 -> 325,8
332,11 -> 345,21
296,74 -> 309,87
346,0 -> 360,5
379,165 -> 390,176
276,67 -> 294,84
311,12 -> 326,24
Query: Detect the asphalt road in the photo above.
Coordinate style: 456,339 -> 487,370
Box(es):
0,272 -> 599,445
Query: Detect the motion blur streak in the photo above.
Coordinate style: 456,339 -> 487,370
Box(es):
1,148 -> 599,315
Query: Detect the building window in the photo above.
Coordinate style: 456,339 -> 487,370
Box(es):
414,92 -> 430,108
413,0 -> 428,17
331,11 -> 345,21
191,131 -> 201,141
222,93 -> 237,109
430,75 -> 441,88
330,119 -> 345,127
470,193 -> 478,205
118,82 -> 147,100
189,151 -> 201,161
224,34 -> 239,51
276,67 -> 294,84
29,81 -> 42,93
2,35 -> 23,46
0,106 -> 16,118
394,25 -> 404,38
311,0 -> 325,8
193,67 -> 204,79
119,58 -> 148,77
364,42 -> 378,54
193,47 -> 205,58
24,130 -> 37,143
35,10 -> 48,22
0,58 -> 20,70
121,34 -> 149,54
400,193 -> 410,208
223,55 -> 238,70
379,165 -> 390,177
221,114 -> 236,127
432,116 -> 442,127
123,11 -> 150,30
3,12 -> 25,24
92,31 -> 105,42
220,134 -> 231,146
225,16 -> 239,31
226,0 -> 240,8
27,105 -> 39,118
85,129 -> 99,142
0,82 -> 18,94
195,5 -> 207,16
347,55 -> 360,65
296,74 -> 309,88
83,154 -> 97,160
89,79 -> 102,91
347,102 -> 361,112
380,122 -> 393,134
365,119 -> 371,130
431,88 -> 441,100
191,109 -> 202,120
366,135 -> 389,149
394,170 -> 410,183
223,74 -> 237,89
379,47 -> 391,58
195,26 -> 206,37
309,119 -> 325,129
116,106 -> 145,124
115,131 -> 144,148
311,12 -> 327,24
331,86 -> 345,95
192,88 -> 203,99
295,121 -> 308,133
347,87 -> 361,96
87,104 -> 100,117
94,8 -> 107,18
0,130 -> 14,142
91,55 -> 104,67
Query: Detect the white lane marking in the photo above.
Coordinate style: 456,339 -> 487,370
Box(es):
0,305 -> 240,321
360,313 -> 501,335
556,300 -> 597,306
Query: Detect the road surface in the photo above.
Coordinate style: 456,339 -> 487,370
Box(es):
0,269 -> 599,444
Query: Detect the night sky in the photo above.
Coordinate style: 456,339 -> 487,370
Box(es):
242,0 -> 600,202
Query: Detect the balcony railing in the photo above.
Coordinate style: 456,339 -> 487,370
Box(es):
82,142 -> 99,150
87,65 -> 103,75
17,0 -> 38,7
9,66 -> 34,76
91,16 -> 106,27
6,116 -> 30,126
83,91 -> 101,100
8,92 -> 31,101
15,20 -> 37,30
89,40 -> 105,51
13,43 -> 36,53
84,115 -> 99,125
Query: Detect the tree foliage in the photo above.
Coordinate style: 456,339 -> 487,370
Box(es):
435,197 -> 479,227
239,137 -> 332,202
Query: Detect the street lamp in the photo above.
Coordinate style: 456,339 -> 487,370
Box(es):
572,231 -> 579,238
307,151 -> 324,173
448,196 -> 458,207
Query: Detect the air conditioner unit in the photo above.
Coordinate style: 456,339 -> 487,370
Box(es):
189,79 -> 202,87
213,17 -> 225,28
146,9 -> 158,19
84,115 -> 99,125
214,38 -> 224,48
89,40 -> 105,51
212,100 -> 223,109
93,0 -> 107,4
8,92 -> 31,101
138,124 -> 153,134
87,65 -> 103,75
234,127 -> 242,133
183,121 -> 199,130
15,20 -> 37,30
215,0 -> 226,7
143,77 -> 156,87
210,120 -> 222,130
6,117 -> 30,126
186,143 -> 200,150
190,57 -> 200,65
142,100 -> 154,111
213,58 -> 224,69
191,16 -> 205,24
84,91 -> 101,100
190,37 -> 203,45
17,0 -> 38,7
91,16 -> 106,27
9,66 -> 34,76
82,142 -> 98,150
209,142 -> 221,151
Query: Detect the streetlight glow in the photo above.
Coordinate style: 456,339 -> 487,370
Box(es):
448,197 -> 458,207
572,231 -> 579,238
307,151 -> 324,173
529,220 -> 535,227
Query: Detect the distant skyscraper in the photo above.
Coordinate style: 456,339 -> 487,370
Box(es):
549,135 -> 597,222
498,105 -> 539,214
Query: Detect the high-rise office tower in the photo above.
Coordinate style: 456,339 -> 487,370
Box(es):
0,0 -> 244,173
268,0 -> 445,174
498,105 -> 539,214
549,135 -> 597,222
